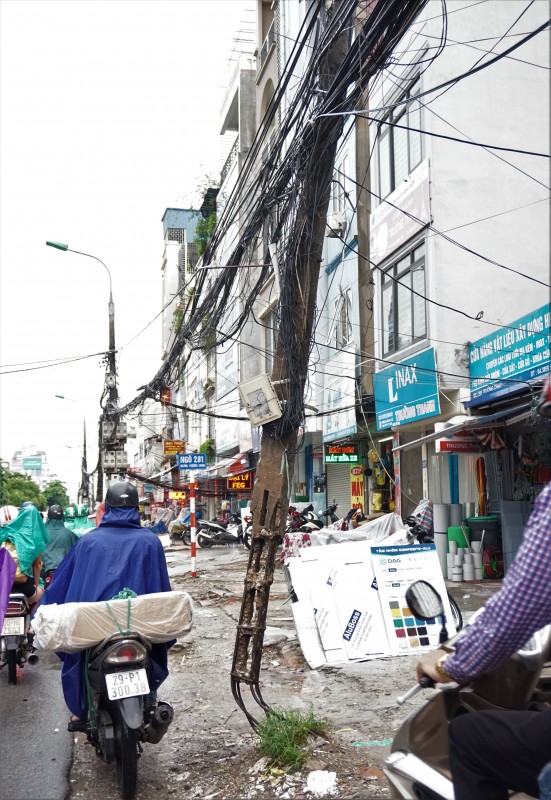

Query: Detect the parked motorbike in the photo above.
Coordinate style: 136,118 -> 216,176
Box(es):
243,504 -> 339,550
0,592 -> 38,684
384,580 -> 551,800
79,630 -> 174,800
195,513 -> 243,548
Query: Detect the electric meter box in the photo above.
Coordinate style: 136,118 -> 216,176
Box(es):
238,374 -> 282,427
102,421 -> 128,440
115,451 -> 129,469
102,451 -> 117,469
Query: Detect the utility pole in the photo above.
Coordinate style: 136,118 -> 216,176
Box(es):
231,3 -> 351,728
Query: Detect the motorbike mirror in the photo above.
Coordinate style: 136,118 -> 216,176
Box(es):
405,580 -> 444,620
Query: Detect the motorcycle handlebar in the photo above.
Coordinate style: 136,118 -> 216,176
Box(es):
396,675 -> 435,706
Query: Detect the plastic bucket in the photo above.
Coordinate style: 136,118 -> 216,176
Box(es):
467,516 -> 501,549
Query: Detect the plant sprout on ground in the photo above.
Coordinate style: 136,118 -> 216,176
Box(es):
257,708 -> 329,771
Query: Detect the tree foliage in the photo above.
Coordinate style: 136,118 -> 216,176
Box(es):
0,468 -> 47,510
194,211 -> 217,257
43,479 -> 70,508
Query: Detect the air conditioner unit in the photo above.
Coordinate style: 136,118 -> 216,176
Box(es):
326,212 -> 347,238
238,374 -> 282,427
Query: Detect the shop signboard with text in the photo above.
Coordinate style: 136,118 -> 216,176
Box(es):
324,444 -> 359,463
23,457 -> 42,471
350,466 -> 364,512
163,440 -> 185,455
227,472 -> 253,491
373,348 -> 440,430
468,304 -> 550,406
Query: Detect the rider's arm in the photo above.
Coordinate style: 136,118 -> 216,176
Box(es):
437,483 -> 551,684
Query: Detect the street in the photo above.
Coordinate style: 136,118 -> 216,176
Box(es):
0,542 -> 497,800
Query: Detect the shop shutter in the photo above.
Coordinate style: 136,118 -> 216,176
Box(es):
325,463 -> 352,515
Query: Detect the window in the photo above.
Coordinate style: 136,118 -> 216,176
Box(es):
377,77 -> 422,199
332,154 -> 350,213
382,243 -> 426,356
336,289 -> 353,348
264,310 -> 278,375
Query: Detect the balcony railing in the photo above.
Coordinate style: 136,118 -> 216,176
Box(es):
220,137 -> 239,185
258,20 -> 275,72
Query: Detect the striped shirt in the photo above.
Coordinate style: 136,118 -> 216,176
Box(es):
446,481 -> 551,683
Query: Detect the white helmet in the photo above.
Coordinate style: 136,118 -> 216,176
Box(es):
0,505 -> 19,526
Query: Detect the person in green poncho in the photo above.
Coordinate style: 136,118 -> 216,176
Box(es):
42,505 -> 79,578
0,504 -> 49,605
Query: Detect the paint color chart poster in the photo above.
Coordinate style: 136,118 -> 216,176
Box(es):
370,543 -> 456,655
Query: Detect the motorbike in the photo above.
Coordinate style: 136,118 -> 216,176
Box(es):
194,512 -> 243,548
384,580 -> 551,800
0,592 -> 38,684
243,504 -> 339,550
78,630 -> 174,800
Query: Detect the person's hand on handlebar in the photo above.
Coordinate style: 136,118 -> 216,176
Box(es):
416,648 -> 450,683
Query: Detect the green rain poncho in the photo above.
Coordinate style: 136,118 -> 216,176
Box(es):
0,506 -> 49,577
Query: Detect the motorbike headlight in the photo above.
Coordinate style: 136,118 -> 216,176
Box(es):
104,640 -> 148,665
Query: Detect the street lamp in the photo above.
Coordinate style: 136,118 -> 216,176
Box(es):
47,242 -> 121,501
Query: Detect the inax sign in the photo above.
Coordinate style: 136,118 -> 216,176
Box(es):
227,472 -> 253,491
373,348 -> 440,430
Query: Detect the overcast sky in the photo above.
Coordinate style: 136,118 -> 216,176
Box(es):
0,0 -> 253,500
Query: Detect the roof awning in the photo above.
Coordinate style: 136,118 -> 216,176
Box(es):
393,402 -> 532,453
206,453 -> 248,476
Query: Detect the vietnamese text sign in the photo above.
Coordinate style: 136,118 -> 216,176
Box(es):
373,348 -> 440,430
164,440 -> 185,455
370,543 -> 456,655
23,457 -> 42,470
350,466 -> 364,512
370,159 -> 430,265
168,491 -> 186,500
176,453 -> 207,470
227,471 -> 253,491
468,304 -> 550,406
324,444 -> 359,463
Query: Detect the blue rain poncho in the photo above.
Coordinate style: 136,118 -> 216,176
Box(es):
37,504 -> 173,718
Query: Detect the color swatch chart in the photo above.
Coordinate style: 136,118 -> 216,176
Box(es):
371,543 -> 455,655
388,601 -> 437,650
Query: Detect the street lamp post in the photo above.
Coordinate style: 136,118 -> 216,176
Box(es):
47,242 -> 125,502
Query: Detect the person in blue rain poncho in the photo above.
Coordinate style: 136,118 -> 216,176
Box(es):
37,481 -> 173,724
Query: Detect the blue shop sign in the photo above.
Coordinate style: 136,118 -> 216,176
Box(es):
468,304 -> 550,406
373,348 -> 440,430
177,453 -> 207,470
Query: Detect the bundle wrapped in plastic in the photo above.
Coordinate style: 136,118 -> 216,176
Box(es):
33,590 -> 193,653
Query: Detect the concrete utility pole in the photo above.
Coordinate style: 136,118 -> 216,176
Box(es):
231,4 -> 351,728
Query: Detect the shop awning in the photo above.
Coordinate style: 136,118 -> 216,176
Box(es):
206,452 -> 248,476
393,403 -> 532,453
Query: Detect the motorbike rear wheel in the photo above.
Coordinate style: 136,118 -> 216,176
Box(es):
197,531 -> 214,548
243,529 -> 252,550
115,717 -> 138,800
7,649 -> 17,684
182,530 -> 192,546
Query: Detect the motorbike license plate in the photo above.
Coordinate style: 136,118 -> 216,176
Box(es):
1,617 -> 25,636
105,669 -> 149,700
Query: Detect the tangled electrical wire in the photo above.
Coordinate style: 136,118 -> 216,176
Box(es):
116,0 -> 434,449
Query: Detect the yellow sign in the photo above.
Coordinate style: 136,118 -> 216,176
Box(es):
168,491 -> 186,500
164,440 -> 186,455
227,472 -> 252,491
